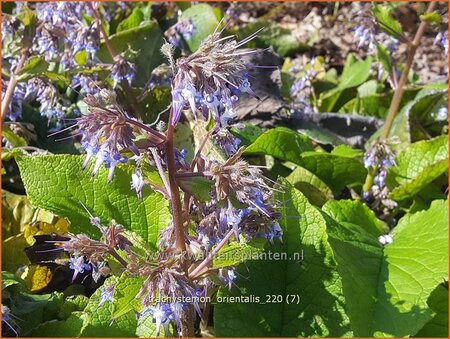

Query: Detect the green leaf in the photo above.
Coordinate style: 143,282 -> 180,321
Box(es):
321,200 -> 386,337
372,4 -> 404,40
17,5 -> 37,27
177,176 -> 214,202
234,21 -> 308,57
296,152 -> 367,194
17,56 -> 49,77
373,200 -> 448,336
28,313 -> 87,337
321,55 -> 373,111
376,43 -> 393,78
17,155 -> 170,246
2,125 -> 28,147
420,11 -> 442,26
58,295 -> 89,320
117,7 -> 145,32
324,199 -> 448,336
81,277 -> 137,337
213,238 -> 266,269
180,4 -> 223,52
322,199 -> 387,237
136,312 -> 157,337
388,135 -> 448,201
286,166 -> 333,206
297,127 -> 344,146
415,282 -> 448,337
230,124 -> 263,146
214,183 -> 351,337
112,274 -> 145,319
330,144 -> 364,158
2,271 -> 24,291
97,21 -> 164,87
340,89 -> 419,119
244,127 -> 314,163
334,54 -> 374,91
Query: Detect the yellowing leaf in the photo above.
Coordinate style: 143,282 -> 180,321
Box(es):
26,265 -> 53,293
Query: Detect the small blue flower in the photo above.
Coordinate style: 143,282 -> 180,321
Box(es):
219,268 -> 237,290
98,284 -> 115,307
141,304 -> 172,337
265,223 -> 283,244
110,58 -> 136,88
69,256 -> 91,281
130,171 -> 145,199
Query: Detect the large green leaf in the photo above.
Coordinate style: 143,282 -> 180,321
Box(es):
97,20 -> 164,87
286,166 -> 333,206
414,282 -> 448,337
17,155 -> 170,246
243,127 -> 314,163
297,152 -> 367,194
323,199 -> 448,336
388,135 -> 448,201
214,184 -> 351,337
322,200 -> 385,336
372,200 -> 448,336
180,4 -> 223,52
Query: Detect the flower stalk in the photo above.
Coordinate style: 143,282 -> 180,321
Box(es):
363,1 -> 436,193
1,38 -> 33,124
166,113 -> 187,254
88,2 -> 143,119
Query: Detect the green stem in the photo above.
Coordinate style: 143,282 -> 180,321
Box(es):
363,2 -> 436,192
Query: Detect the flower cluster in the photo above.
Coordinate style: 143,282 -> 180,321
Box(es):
110,56 -> 137,88
363,139 -> 398,221
289,59 -> 318,116
75,89 -> 165,182
351,5 -> 399,55
166,27 -> 263,155
35,2 -> 100,66
166,18 -> 196,51
66,28 -> 282,337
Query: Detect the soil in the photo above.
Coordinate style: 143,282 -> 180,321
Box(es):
222,1 -> 448,83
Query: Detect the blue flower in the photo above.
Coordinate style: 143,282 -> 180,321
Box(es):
219,268 -> 237,290
69,256 -> 91,281
130,170 -> 145,199
110,57 -> 136,88
98,284 -> 115,307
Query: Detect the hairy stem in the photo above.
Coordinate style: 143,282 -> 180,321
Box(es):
189,229 -> 234,279
1,41 -> 32,124
108,248 -> 129,268
363,2 -> 436,192
380,2 -> 436,140
150,147 -> 172,196
166,115 -> 187,253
